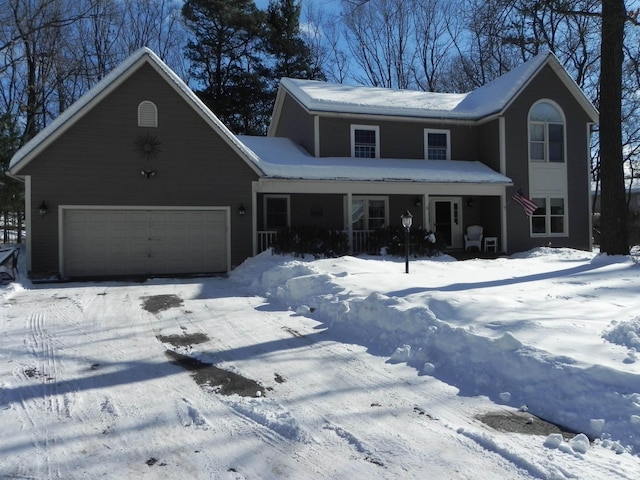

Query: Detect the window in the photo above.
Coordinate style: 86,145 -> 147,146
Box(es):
264,195 -> 289,230
424,129 -> 450,160
529,101 -> 564,163
531,197 -> 566,235
351,125 -> 379,158
138,101 -> 158,127
349,196 -> 388,230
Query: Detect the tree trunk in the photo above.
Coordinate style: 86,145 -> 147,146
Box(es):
599,0 -> 629,255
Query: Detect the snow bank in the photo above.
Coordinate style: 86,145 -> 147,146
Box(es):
231,248 -> 640,454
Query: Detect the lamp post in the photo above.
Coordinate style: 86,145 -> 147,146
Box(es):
401,210 -> 413,274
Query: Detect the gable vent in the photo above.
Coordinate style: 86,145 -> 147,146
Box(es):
138,101 -> 158,127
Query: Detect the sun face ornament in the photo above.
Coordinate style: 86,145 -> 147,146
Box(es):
134,133 -> 162,160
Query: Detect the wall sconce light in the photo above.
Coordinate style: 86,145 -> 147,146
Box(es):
140,170 -> 156,179
414,197 -> 422,207
238,203 -> 246,216
467,197 -> 474,207
39,201 -> 48,216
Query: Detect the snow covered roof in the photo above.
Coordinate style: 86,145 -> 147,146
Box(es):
238,135 -> 512,184
276,52 -> 598,122
9,47 -> 263,176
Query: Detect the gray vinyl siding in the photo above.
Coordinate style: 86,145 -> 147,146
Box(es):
478,120 -> 501,172
318,117 -> 482,160
257,192 -> 428,233
273,94 -> 315,155
503,64 -> 592,252
21,63 -> 258,274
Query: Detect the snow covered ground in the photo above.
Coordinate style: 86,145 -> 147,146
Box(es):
1,246 -> 640,479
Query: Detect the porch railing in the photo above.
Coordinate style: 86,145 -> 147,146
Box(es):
258,230 -> 279,253
257,230 -> 375,255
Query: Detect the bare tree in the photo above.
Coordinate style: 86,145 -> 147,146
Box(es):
412,0 -> 461,92
303,3 -> 350,83
341,0 -> 416,88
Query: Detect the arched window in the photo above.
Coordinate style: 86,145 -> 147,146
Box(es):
138,101 -> 158,127
528,101 -> 564,163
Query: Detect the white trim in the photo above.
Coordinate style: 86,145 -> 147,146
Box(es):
263,194 -> 291,230
350,124 -> 380,158
58,205 -> 231,277
424,128 -> 451,160
257,178 -> 509,196
343,195 -> 389,230
499,117 -> 506,174
314,115 -> 320,157
529,197 -> 569,237
528,99 -> 567,164
138,100 -> 158,127
429,196 -> 463,249
501,192 -> 508,253
267,84 -> 286,137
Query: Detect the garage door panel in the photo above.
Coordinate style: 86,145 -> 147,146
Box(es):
63,209 -> 227,277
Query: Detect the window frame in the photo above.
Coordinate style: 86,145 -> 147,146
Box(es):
263,194 -> 290,230
424,128 -> 451,160
530,196 -> 567,236
350,124 -> 380,158
528,101 -> 565,163
346,196 -> 389,231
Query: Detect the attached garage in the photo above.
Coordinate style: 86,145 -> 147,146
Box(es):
61,207 -> 229,277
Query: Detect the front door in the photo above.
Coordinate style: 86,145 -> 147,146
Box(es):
430,197 -> 463,249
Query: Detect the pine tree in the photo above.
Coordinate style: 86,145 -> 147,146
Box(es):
182,0 -> 270,135
263,0 -> 324,88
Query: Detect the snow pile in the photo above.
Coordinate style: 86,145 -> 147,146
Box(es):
231,248 -> 640,454
604,317 -> 640,350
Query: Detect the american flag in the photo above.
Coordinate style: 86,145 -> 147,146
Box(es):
512,188 -> 537,216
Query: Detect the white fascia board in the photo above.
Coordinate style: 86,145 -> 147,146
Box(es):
255,179 -> 509,196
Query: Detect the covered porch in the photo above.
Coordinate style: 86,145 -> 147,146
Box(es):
252,179 -> 509,256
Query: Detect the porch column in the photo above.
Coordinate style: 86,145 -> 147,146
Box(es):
346,192 -> 353,253
423,194 -> 430,230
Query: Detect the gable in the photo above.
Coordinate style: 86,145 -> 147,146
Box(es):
16,63 -> 259,182
10,48 -> 263,177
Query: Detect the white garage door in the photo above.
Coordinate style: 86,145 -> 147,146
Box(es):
63,208 -> 228,277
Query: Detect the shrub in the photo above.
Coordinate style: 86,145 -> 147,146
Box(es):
372,226 -> 444,257
270,225 -> 443,258
270,226 -> 349,258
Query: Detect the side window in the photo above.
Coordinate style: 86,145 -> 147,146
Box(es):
138,101 -> 158,127
351,125 -> 379,158
529,101 -> 564,163
424,129 -> 450,160
264,195 -> 290,230
348,196 -> 388,230
531,197 -> 566,235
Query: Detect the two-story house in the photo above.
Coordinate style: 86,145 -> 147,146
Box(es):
9,47 -> 597,279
